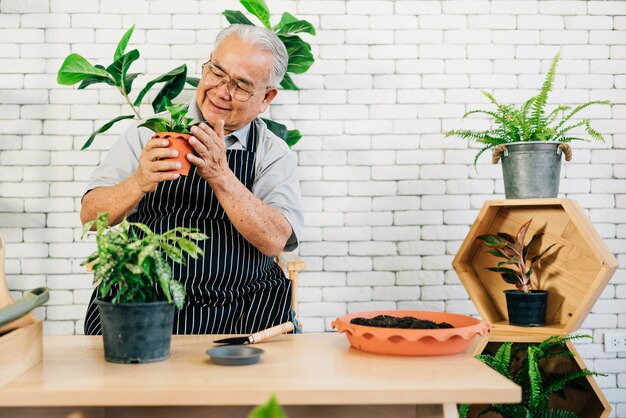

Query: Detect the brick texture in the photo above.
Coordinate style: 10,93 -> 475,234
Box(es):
1,2 -> 625,414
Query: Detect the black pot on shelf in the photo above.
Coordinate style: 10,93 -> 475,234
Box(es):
504,290 -> 548,327
95,299 -> 175,364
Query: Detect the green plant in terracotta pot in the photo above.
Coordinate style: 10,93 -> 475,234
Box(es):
81,212 -> 207,364
478,218 -> 556,327
138,101 -> 202,176
446,52 -> 610,199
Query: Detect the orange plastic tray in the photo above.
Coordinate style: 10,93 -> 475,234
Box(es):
332,310 -> 490,356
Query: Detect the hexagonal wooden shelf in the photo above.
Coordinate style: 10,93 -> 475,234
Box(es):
453,198 -> 617,335
467,333 -> 611,418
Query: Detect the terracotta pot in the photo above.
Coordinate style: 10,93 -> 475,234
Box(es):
332,310 -> 490,356
152,132 -> 194,176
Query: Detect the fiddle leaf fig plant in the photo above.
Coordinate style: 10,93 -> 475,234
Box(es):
446,52 -> 611,166
57,25 -> 192,150
81,212 -> 208,309
478,219 -> 556,294
223,0 -> 316,146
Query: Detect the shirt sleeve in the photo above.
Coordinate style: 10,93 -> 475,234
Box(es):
252,122 -> 304,252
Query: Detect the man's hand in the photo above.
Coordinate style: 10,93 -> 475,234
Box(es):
188,121 -> 229,182
132,137 -> 182,193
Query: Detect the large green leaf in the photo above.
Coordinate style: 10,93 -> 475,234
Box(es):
185,76 -> 200,88
114,24 -> 135,61
279,72 -> 298,90
78,75 -> 116,89
279,34 -> 314,74
241,0 -> 271,28
261,118 -> 288,141
81,115 -> 135,150
124,72 -> 141,94
286,129 -> 301,147
134,64 -> 187,106
223,10 -> 255,25
152,68 -> 187,113
106,49 -> 140,91
274,12 -> 316,35
137,119 -> 168,134
57,53 -> 114,85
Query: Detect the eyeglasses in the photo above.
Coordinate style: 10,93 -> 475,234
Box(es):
201,61 -> 268,102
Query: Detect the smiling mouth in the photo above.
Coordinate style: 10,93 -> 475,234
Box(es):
207,97 -> 231,112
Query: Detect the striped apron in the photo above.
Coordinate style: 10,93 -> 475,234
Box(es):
84,122 -> 292,335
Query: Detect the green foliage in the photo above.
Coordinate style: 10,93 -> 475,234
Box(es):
446,52 -> 610,166
138,102 -> 197,134
247,394 -> 288,418
81,212 -> 208,308
57,25 -> 192,149
57,2 -> 316,148
477,219 -> 555,293
459,335 -> 605,418
224,0 -> 316,146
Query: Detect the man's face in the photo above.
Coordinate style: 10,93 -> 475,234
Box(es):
196,35 -> 279,134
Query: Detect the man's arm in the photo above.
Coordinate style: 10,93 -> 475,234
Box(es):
81,137 -> 182,225
80,177 -> 145,226
188,122 -> 292,257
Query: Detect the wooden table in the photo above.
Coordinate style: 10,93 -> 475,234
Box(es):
0,333 -> 520,418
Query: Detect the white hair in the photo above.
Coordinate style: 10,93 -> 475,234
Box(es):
213,24 -> 288,88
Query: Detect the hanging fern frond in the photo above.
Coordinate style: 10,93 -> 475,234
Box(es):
545,369 -> 601,397
468,335 -> 600,418
530,52 -> 560,130
527,346 -> 545,413
546,105 -> 572,126
555,100 -> 610,131
542,409 -> 583,418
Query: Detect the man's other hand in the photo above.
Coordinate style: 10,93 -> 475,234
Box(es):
188,120 -> 229,182
132,137 -> 182,193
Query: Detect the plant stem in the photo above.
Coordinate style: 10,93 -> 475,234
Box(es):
119,86 -> 141,119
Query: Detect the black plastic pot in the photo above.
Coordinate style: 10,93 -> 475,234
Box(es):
504,290 -> 548,327
95,299 -> 175,364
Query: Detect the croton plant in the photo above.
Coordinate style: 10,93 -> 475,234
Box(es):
477,219 -> 556,294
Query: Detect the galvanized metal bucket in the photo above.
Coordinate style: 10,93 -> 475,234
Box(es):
498,142 -> 563,199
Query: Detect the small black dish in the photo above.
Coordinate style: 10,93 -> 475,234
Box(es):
206,345 -> 264,366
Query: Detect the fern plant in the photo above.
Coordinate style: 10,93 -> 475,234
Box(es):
446,52 -> 610,166
81,212 -> 208,308
459,335 -> 606,418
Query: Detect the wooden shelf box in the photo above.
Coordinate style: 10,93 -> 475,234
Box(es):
0,321 -> 43,388
468,333 -> 611,418
452,199 -> 618,335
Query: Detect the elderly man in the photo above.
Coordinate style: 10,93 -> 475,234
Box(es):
81,24 -> 303,335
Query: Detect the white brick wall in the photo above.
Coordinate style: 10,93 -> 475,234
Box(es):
1,0 -> 625,413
